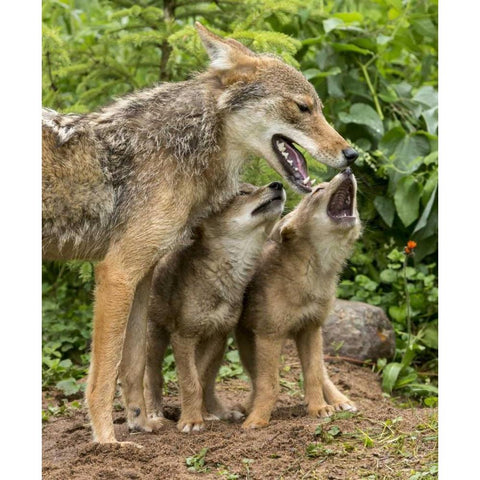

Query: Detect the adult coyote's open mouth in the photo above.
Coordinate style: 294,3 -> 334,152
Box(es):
272,134 -> 312,193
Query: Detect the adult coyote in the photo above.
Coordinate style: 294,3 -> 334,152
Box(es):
42,23 -> 357,443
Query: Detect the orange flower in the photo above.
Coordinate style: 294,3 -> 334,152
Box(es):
404,240 -> 417,256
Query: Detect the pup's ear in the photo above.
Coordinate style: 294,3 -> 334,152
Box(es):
195,22 -> 255,70
270,218 -> 295,244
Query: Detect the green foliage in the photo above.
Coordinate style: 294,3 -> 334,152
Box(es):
186,448 -> 210,473
42,0 -> 437,399
42,262 -> 94,396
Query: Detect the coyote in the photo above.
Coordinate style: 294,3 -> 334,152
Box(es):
236,168 -> 362,429
144,182 -> 285,433
42,23 -> 357,443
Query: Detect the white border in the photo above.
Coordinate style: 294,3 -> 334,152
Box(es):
1,1 -> 42,477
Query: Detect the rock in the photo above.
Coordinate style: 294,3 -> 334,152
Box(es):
322,299 -> 395,361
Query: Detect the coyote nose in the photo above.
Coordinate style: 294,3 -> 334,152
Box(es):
269,182 -> 284,191
342,148 -> 358,165
344,167 -> 352,176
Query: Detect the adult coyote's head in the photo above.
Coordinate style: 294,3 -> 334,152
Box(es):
196,23 -> 358,193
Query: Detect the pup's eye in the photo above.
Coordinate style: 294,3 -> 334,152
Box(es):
296,102 -> 311,113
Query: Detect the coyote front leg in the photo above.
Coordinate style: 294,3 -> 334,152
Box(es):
171,334 -> 204,433
85,256 -> 140,444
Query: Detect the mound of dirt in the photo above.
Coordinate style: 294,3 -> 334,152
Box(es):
43,342 -> 437,479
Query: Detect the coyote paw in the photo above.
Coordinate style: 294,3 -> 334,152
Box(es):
177,418 -> 205,433
331,400 -> 358,413
91,440 -> 145,450
307,404 -> 336,418
129,416 -> 171,433
209,408 -> 244,422
225,409 -> 245,422
242,414 -> 269,430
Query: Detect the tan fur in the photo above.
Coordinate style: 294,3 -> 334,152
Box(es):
236,171 -> 362,429
42,23 -> 356,443
144,183 -> 285,433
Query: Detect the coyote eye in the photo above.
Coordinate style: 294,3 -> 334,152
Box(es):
296,102 -> 311,113
239,190 -> 250,196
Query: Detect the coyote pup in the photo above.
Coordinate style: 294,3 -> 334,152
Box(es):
145,182 -> 286,433
236,168 -> 362,429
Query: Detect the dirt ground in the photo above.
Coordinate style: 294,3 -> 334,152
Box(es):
42,342 -> 438,479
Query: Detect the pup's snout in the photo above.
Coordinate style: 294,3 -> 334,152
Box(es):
268,182 -> 284,191
342,148 -> 358,165
343,167 -> 352,176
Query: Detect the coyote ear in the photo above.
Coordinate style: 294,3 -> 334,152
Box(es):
270,219 -> 295,244
195,22 -> 255,70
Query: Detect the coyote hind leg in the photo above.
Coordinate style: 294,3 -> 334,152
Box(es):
144,323 -> 170,419
119,270 -> 170,432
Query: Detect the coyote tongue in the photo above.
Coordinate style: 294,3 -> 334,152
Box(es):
272,134 -> 312,192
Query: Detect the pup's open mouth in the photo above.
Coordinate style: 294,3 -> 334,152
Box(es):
251,195 -> 284,216
272,134 -> 312,193
327,176 -> 355,221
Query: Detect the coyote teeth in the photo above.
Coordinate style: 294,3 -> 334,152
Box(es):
287,159 -> 293,165
311,178 -> 317,185
303,176 -> 310,185
277,141 -> 286,152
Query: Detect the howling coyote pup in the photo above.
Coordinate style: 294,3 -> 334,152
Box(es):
144,182 -> 285,433
42,22 -> 357,443
236,168 -> 362,429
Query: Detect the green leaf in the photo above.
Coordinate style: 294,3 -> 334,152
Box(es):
302,67 -> 341,80
420,324 -> 438,350
422,106 -> 438,135
382,362 -> 403,393
412,86 -> 438,108
395,371 -> 418,388
330,42 -> 374,56
338,103 -> 384,136
56,378 -> 81,396
323,18 -> 343,33
379,126 -> 406,156
380,269 -> 397,284
373,195 -> 395,227
413,183 -> 437,233
394,177 -> 422,227
333,12 -> 364,23
389,304 -> 407,323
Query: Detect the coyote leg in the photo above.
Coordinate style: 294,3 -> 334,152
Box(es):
242,335 -> 283,429
85,257 -> 139,443
171,334 -> 204,433
317,328 -> 357,412
235,325 -> 257,414
295,326 -> 351,418
196,335 -> 244,421
144,323 -> 170,419
119,270 -> 170,432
